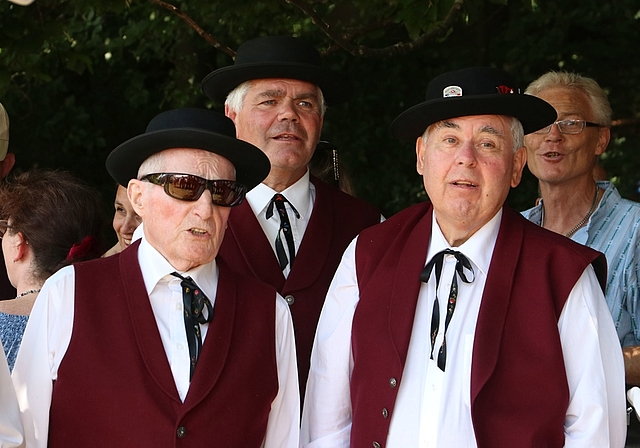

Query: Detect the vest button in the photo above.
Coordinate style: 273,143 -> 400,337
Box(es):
382,407 -> 389,418
176,426 -> 186,438
373,442 -> 381,448
389,377 -> 397,388
284,294 -> 295,306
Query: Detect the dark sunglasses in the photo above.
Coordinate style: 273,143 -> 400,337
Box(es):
141,173 -> 247,207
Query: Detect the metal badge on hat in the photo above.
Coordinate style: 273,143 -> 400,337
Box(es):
443,86 -> 463,98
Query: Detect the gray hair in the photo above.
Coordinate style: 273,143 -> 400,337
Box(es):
525,71 -> 612,127
137,151 -> 166,179
225,80 -> 327,116
421,116 -> 524,152
225,81 -> 254,115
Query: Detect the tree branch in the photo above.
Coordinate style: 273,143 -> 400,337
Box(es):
284,0 -> 354,53
148,0 -> 463,60
147,0 -> 236,58
285,0 -> 464,57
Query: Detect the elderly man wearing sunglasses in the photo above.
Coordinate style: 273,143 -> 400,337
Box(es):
12,108 -> 300,448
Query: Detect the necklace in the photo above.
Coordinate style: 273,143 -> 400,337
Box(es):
15,288 -> 41,300
541,183 -> 599,238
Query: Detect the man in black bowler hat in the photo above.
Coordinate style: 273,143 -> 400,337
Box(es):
202,36 -> 380,398
13,108 -> 300,448
301,67 -> 626,448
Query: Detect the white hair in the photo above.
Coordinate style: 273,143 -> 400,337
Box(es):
225,81 -> 254,115
137,151 -> 166,179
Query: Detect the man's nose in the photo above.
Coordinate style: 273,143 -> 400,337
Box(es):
192,190 -> 215,219
277,99 -> 300,122
545,122 -> 565,141
455,141 -> 478,166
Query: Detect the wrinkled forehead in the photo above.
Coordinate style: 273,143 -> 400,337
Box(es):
248,78 -> 321,97
145,148 -> 237,179
438,114 -> 511,131
536,87 -> 593,118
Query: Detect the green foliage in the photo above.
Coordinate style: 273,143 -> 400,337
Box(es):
0,0 -> 639,227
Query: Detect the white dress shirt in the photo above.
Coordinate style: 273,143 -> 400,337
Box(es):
12,233 -> 300,448
0,345 -> 22,448
301,209 -> 626,448
246,171 -> 315,278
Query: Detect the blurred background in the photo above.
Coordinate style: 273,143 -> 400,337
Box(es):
1,0 -> 639,224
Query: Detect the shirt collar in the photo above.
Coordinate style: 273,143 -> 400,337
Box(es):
428,208 -> 502,278
137,233 -> 219,298
525,180 -> 613,234
246,170 -> 311,219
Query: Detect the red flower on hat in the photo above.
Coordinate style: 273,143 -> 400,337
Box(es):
496,85 -> 514,94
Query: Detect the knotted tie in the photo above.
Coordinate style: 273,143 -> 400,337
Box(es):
420,249 -> 475,371
266,193 -> 300,270
171,272 -> 214,381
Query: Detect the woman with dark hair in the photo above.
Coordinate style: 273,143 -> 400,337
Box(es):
0,169 -> 104,371
103,184 -> 141,257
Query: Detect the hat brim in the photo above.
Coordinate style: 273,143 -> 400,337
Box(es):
201,62 -> 353,105
106,128 -> 270,190
390,94 -> 557,141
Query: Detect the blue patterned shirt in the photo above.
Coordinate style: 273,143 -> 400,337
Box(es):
522,181 -> 640,347
0,311 -> 28,372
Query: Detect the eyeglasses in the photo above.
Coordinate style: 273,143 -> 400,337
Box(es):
141,173 -> 247,207
0,220 -> 11,239
533,119 -> 602,135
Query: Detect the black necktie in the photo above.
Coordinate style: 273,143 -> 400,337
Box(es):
420,249 -> 475,371
266,194 -> 300,270
171,272 -> 214,381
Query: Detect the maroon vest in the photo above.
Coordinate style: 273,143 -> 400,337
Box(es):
48,241 -> 279,448
218,176 -> 379,396
350,204 -> 606,448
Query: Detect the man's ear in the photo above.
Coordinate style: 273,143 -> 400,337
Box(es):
225,104 -> 236,121
511,146 -> 528,188
595,127 -> 611,156
416,136 -> 426,175
127,180 -> 146,218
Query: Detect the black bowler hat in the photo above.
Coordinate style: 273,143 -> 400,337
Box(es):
390,67 -> 557,141
201,36 -> 353,105
106,108 -> 270,190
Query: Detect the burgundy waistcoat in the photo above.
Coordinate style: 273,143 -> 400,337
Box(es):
48,241 -> 279,448
350,204 -> 606,448
218,176 -> 379,395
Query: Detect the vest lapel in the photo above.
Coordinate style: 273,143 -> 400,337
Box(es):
183,262 -> 236,408
388,205 -> 434,366
285,177 -> 333,291
120,241 -> 181,403
470,208 -> 522,402
227,201 -> 285,290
